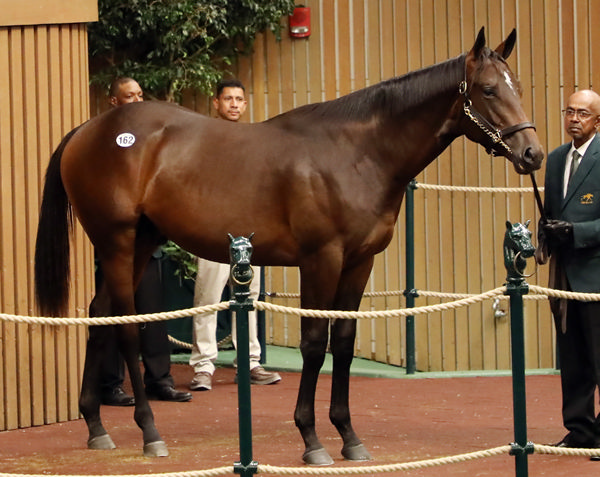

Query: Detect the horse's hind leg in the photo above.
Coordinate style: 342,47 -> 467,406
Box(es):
100,233 -> 168,457
117,322 -> 168,457
329,259 -> 373,461
80,290 -> 117,450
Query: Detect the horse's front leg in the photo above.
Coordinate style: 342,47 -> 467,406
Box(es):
117,323 -> 168,457
80,323 -> 116,450
295,316 -> 332,465
330,318 -> 371,461
329,258 -> 373,461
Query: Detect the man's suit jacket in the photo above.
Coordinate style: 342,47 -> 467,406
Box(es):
545,133 -> 600,293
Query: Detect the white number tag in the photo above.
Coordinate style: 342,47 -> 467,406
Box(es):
116,133 -> 136,148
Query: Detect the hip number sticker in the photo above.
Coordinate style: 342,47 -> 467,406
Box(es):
116,133 -> 136,148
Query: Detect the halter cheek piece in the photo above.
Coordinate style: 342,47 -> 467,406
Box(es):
459,68 -> 536,156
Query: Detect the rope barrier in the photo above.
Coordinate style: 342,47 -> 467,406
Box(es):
259,445 -> 512,474
529,285 -> 600,302
5,285 -> 600,327
255,287 -> 506,319
6,443 -> 597,477
0,467 -> 233,477
0,302 -> 229,326
0,445 -> 513,477
414,182 -> 543,193
268,289 -> 548,300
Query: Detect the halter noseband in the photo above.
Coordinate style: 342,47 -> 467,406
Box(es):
459,61 -> 536,156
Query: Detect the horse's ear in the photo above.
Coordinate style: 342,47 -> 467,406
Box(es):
524,219 -> 531,228
228,233 -> 234,243
506,220 -> 512,230
248,232 -> 255,242
495,28 -> 517,59
470,27 -> 486,58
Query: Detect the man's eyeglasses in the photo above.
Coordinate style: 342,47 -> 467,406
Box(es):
562,108 -> 595,120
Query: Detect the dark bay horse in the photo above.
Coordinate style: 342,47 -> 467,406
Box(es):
34,27 -> 543,464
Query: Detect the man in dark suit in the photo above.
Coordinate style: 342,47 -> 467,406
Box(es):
95,77 -> 191,405
538,89 -> 600,455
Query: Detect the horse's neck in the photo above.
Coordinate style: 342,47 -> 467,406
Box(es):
374,58 -> 465,180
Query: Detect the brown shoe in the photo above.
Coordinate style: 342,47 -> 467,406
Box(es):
249,366 -> 281,385
190,372 -> 212,391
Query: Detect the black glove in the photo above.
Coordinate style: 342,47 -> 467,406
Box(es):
535,218 -> 549,264
542,219 -> 573,246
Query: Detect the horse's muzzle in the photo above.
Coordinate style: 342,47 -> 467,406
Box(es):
511,144 -> 544,174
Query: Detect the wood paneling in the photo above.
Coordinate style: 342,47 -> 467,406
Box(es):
0,0 -> 97,27
0,23 -> 93,430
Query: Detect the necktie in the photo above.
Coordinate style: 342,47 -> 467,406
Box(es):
568,150 -> 581,187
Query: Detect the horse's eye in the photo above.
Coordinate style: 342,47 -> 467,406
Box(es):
483,87 -> 496,98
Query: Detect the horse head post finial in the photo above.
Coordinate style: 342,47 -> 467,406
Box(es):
228,233 -> 255,304
503,220 -> 535,284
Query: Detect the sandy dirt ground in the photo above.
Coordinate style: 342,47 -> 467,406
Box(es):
0,364 -> 597,476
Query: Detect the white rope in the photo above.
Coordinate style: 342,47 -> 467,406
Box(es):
3,285 -> 582,327
414,182 -> 543,193
258,445 -> 511,474
529,285 -> 600,302
2,442 -> 595,477
0,446 -> 513,477
268,289 -> 548,300
255,287 -> 506,319
0,302 -> 229,326
0,468 -> 233,477
534,443 -> 600,457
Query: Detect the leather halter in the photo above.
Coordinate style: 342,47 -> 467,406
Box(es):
459,63 -> 536,157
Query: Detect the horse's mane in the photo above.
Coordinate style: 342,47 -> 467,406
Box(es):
269,53 -> 469,124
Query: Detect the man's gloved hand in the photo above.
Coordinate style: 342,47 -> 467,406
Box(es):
535,218 -> 549,265
542,219 -> 574,246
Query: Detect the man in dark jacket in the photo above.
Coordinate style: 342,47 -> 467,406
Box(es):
95,77 -> 191,404
539,89 -> 600,455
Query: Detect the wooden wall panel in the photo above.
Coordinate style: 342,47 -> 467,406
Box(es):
0,23 -> 93,431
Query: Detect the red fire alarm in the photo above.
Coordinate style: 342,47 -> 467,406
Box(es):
289,5 -> 310,38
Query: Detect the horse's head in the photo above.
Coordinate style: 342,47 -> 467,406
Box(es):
461,27 -> 544,174
228,233 -> 255,288
503,220 -> 535,280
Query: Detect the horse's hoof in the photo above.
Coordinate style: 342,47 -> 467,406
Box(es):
302,448 -> 334,466
143,440 -> 169,457
342,443 -> 372,461
87,434 -> 116,450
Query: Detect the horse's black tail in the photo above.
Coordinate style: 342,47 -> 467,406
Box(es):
34,127 -> 80,316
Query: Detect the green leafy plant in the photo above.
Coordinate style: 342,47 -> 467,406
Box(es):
162,241 -> 198,281
88,0 -> 295,101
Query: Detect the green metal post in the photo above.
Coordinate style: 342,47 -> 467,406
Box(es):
404,180 -> 416,374
229,236 -> 258,477
503,221 -> 534,477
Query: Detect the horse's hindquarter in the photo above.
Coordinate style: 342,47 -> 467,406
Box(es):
60,106 -> 166,238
